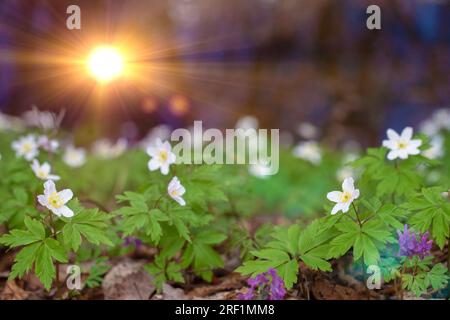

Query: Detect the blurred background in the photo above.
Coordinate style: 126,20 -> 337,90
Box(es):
0,0 -> 449,146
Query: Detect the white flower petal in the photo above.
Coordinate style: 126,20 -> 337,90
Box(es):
407,147 -> 420,155
341,202 -> 352,213
331,203 -> 343,215
162,141 -> 172,151
44,180 -> 56,194
148,158 -> 160,171
168,152 -> 176,164
382,140 -> 396,150
398,150 -> 409,159
47,175 -> 61,181
401,127 -> 413,140
342,177 -> 355,193
57,206 -> 74,218
327,191 -> 342,203
50,207 -> 62,217
146,146 -> 157,157
31,159 -> 39,170
41,162 -> 51,173
409,139 -> 422,148
386,129 -> 400,141
178,185 -> 186,196
58,189 -> 73,203
174,196 -> 186,206
37,195 -> 48,207
160,164 -> 169,175
387,150 -> 399,160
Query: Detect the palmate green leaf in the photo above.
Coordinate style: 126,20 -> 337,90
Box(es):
144,261 -> 166,291
426,263 -> 449,291
9,242 -> 41,280
379,257 -> 401,283
251,249 -> 290,264
62,208 -> 113,251
403,273 -> 429,297
181,230 -> 226,282
85,257 -> 111,289
405,187 -> 450,249
362,219 -> 394,243
116,195 -> 170,244
297,219 -> 337,271
158,226 -> 186,259
0,216 -> 45,247
352,233 -> 379,266
236,260 -> 277,277
166,262 -> 184,283
375,204 -> 407,230
328,216 -> 388,265
237,221 -> 335,288
8,237 -> 68,291
327,232 -> 356,258
276,259 -> 298,289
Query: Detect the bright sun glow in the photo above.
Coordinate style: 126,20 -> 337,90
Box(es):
87,46 -> 124,82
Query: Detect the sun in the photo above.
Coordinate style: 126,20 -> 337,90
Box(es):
87,46 -> 124,82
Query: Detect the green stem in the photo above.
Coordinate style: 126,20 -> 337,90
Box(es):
399,261 -> 407,300
352,203 -> 363,228
153,195 -> 165,209
47,212 -> 60,287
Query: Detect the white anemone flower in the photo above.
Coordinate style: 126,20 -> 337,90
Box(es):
11,135 -> 39,161
297,122 -> 319,139
93,138 -> 127,159
31,160 -> 60,181
249,160 -> 272,179
419,108 -> 450,137
423,135 -> 444,160
37,180 -> 74,217
432,108 -> 450,131
22,106 -> 64,131
147,139 -> 176,175
167,176 -> 186,206
63,146 -> 86,168
382,127 -> 422,160
293,141 -> 322,165
38,135 -> 59,153
327,177 -> 360,215
235,115 -> 259,130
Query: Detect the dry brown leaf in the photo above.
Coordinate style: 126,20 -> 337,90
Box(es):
0,280 -> 30,300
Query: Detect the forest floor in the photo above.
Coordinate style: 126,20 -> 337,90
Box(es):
1,243 -> 447,300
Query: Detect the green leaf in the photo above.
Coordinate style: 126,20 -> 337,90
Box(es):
85,257 -> 111,288
427,263 -> 448,291
276,259 -> 298,289
0,217 -> 45,247
63,208 -> 113,251
251,249 -> 290,265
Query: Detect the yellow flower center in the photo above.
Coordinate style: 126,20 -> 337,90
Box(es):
37,169 -> 47,179
21,142 -> 32,153
159,150 -> 168,162
47,192 -> 64,208
397,141 -> 408,149
340,191 -> 352,203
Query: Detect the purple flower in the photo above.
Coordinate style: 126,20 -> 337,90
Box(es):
239,268 -> 286,300
123,236 -> 142,249
397,225 -> 432,259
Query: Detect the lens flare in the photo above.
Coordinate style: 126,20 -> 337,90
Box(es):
87,46 -> 124,82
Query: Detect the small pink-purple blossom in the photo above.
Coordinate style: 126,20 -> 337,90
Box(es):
239,268 -> 286,300
397,224 -> 432,259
